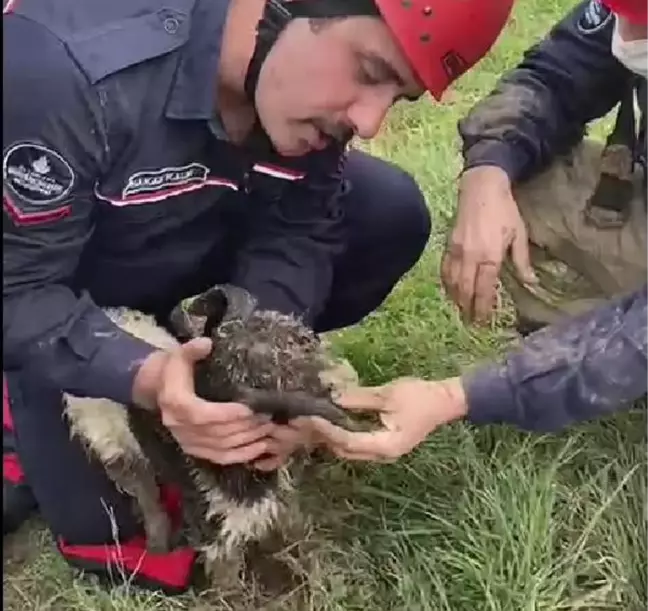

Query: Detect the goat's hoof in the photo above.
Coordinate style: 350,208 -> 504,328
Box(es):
245,550 -> 304,596
204,552 -> 245,589
243,530 -> 309,596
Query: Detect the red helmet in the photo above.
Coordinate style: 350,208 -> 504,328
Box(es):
601,0 -> 648,24
374,0 -> 516,100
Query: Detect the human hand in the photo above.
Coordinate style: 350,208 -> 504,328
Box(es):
305,377 -> 468,462
251,422 -> 318,471
441,165 -> 537,324
133,337 -> 277,465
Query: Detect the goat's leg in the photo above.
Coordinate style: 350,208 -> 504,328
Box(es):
63,396 -> 172,553
195,464 -> 293,555
247,476 -> 314,595
200,465 -> 301,589
196,491 -> 284,587
242,504 -> 311,596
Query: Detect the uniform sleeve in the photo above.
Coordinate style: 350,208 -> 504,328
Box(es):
463,286 -> 647,432
230,146 -> 347,326
458,0 -> 632,182
3,15 -> 157,405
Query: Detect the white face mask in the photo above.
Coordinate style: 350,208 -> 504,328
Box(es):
611,16 -> 648,78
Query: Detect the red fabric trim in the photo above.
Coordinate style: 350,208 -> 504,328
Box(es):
3,452 -> 25,484
3,375 -> 14,433
57,536 -> 196,592
58,483 -> 195,591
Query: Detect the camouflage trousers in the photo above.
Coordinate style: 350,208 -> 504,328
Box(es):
502,139 -> 647,332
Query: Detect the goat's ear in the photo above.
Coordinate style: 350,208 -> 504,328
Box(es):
168,284 -> 257,340
210,284 -> 258,324
234,387 -> 356,429
168,288 -> 228,340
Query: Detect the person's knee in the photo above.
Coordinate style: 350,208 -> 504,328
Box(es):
6,373 -> 195,593
3,375 -> 38,535
315,155 -> 431,332
5,371 -> 140,545
343,151 -> 431,269
380,162 -> 431,265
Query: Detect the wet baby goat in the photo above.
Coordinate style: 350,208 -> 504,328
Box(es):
63,284 -> 354,585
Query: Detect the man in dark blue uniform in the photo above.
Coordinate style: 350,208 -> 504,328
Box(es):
307,0 -> 647,458
2,0 -> 514,594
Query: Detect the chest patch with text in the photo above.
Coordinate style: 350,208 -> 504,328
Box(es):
99,161 -> 307,207
122,163 -> 212,198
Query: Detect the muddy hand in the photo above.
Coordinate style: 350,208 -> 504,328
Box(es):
307,377 -> 469,462
441,166 -> 538,324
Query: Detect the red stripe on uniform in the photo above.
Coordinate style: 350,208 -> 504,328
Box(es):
3,0 -> 20,14
3,193 -> 71,225
95,177 -> 239,207
3,375 -> 14,432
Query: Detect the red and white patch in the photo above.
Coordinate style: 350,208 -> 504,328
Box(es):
2,142 -> 75,226
3,190 -> 71,225
3,0 -> 20,15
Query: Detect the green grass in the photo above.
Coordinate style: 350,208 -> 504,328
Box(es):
4,1 -> 646,609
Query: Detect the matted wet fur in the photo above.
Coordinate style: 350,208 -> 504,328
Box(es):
63,284 -> 356,597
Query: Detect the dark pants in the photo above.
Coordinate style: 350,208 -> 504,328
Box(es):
5,150 -> 431,547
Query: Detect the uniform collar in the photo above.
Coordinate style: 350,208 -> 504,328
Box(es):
165,0 -> 232,120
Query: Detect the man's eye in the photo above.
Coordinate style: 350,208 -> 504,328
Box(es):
356,66 -> 381,86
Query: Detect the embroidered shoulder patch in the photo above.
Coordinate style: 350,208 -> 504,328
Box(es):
577,0 -> 613,34
3,142 -> 75,205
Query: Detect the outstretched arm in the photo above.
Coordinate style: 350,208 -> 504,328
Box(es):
305,287 -> 646,460
464,287 -> 647,432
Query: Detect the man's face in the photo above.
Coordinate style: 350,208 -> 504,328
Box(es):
254,16 -> 424,157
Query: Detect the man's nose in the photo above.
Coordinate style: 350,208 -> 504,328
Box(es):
617,15 -> 648,41
347,92 -> 393,140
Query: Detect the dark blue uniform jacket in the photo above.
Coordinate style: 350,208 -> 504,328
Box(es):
3,0 -> 348,405
458,0 -> 647,431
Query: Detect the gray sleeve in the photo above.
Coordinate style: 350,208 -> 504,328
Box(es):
463,287 -> 647,432
458,1 -> 630,182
